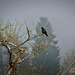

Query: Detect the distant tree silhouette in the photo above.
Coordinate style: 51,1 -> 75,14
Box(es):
0,47 -> 9,75
32,17 -> 60,75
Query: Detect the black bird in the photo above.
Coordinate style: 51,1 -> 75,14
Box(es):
41,27 -> 48,36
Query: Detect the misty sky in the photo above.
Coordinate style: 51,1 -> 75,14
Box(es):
0,0 -> 75,54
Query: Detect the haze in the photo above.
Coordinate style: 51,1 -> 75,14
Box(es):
0,0 -> 75,55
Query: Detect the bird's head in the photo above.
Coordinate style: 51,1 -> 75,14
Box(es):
41,27 -> 44,29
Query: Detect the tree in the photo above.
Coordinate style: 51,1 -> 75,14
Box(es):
0,18 -> 50,75
0,46 -> 9,75
0,47 -> 4,75
57,50 -> 75,75
32,17 -> 60,75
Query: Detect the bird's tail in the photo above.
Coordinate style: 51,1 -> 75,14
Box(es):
46,34 -> 48,36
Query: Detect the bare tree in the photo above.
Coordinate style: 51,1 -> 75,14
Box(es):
0,18 -> 51,75
57,50 -> 75,75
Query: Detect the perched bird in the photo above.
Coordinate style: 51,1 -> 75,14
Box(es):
41,27 -> 48,36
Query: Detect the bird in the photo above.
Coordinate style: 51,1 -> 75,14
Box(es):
41,27 -> 48,36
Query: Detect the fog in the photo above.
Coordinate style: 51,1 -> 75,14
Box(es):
0,0 -> 75,55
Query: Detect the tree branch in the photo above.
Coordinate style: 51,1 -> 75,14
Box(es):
17,50 -> 38,64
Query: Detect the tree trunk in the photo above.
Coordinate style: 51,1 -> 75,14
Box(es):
5,65 -> 13,75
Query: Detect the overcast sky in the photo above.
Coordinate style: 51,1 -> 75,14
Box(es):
0,0 -> 75,54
